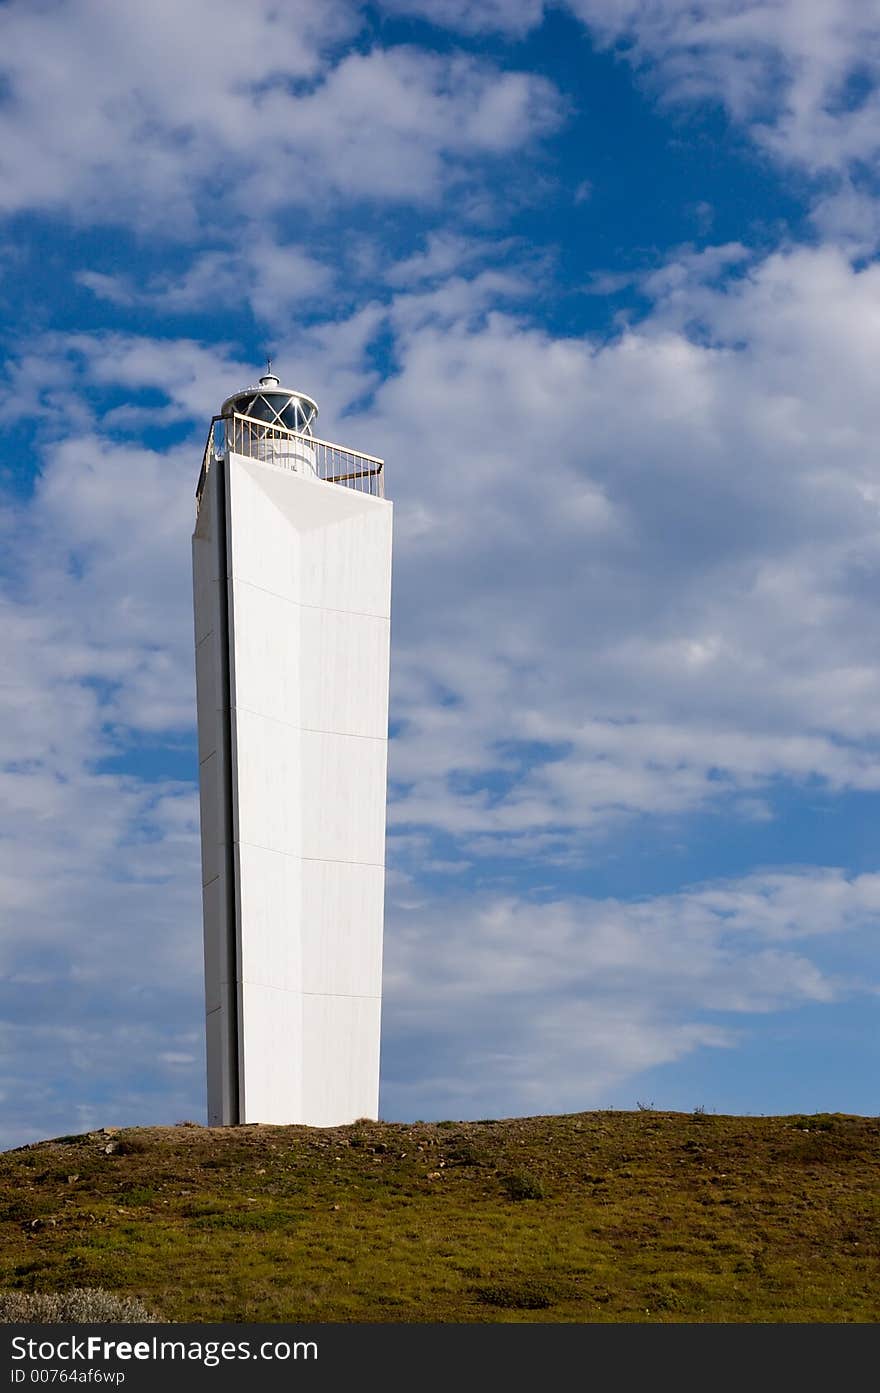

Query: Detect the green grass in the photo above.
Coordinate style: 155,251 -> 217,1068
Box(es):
1,1110 -> 878,1322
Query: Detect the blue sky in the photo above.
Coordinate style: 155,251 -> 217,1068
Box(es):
2,0 -> 880,1147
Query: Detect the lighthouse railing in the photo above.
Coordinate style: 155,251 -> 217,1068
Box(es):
197,411 -> 385,513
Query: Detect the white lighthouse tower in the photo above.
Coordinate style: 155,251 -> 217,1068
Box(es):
192,370 -> 392,1126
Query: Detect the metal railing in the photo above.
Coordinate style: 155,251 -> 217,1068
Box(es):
196,411 -> 385,514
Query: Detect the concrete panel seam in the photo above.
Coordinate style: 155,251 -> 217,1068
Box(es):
238,983 -> 382,1001
233,840 -> 386,869
231,576 -> 391,623
232,703 -> 389,742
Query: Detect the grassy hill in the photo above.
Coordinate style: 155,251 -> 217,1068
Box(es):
1,1110 -> 878,1322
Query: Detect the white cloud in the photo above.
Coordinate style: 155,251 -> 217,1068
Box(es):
385,231 -> 517,288
0,1017 -> 205,1150
381,866 -> 875,1118
639,241 -> 751,301
0,611 -> 204,1150
266,47 -> 562,202
0,416 -> 212,1148
377,0 -> 548,37
0,0 -> 347,222
570,0 -> 880,174
0,2 -> 562,227
78,242 -> 334,327
303,246 -> 875,857
810,181 -> 880,250
13,333 -> 253,430
378,0 -> 880,187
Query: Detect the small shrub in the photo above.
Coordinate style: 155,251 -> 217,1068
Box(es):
114,1138 -> 148,1156
448,1142 -> 488,1167
500,1170 -> 545,1201
475,1281 -> 554,1310
118,1186 -> 157,1206
790,1115 -> 836,1132
0,1200 -> 37,1223
645,1285 -> 685,1313
194,1209 -> 297,1232
0,1288 -> 159,1323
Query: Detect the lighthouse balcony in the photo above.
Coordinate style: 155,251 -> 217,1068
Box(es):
197,410 -> 385,514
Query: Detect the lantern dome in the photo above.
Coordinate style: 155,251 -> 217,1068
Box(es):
221,368 -> 318,436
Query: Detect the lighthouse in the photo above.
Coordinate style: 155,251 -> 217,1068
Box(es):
192,370 -> 392,1126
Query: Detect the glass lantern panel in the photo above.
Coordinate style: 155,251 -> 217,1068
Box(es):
279,400 -> 304,431
246,394 -> 280,423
